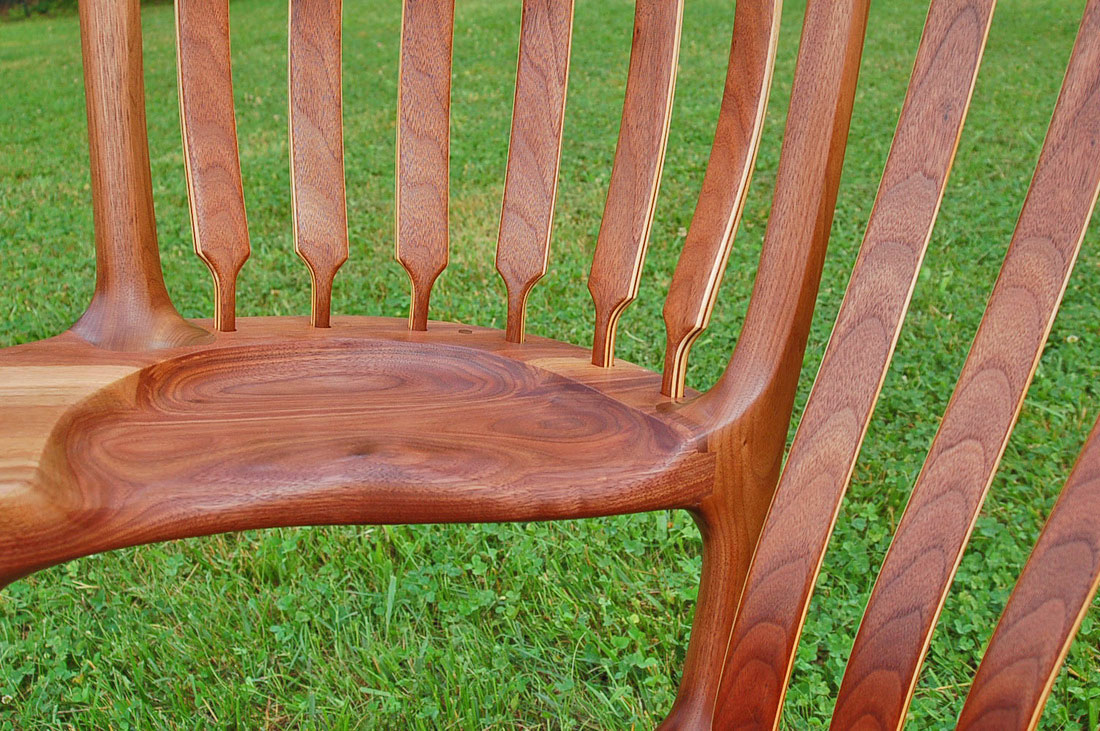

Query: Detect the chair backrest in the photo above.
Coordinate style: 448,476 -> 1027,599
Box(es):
64,0 -> 1100,726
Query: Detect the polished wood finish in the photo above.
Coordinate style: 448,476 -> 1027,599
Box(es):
5,0 -> 1100,727
710,2 -> 995,727
74,0 -> 209,350
176,0 -> 250,332
958,417 -> 1100,730
0,318 -> 713,587
665,1 -> 871,726
289,0 -> 348,328
660,0 -> 780,398
833,3 -> 1100,725
587,0 -> 683,367
496,0 -> 574,343
396,0 -> 455,331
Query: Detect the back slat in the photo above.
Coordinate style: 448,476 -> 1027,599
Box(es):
289,0 -> 347,328
660,0 -> 781,398
396,0 -> 455,331
710,1 -> 993,726
177,0 -> 250,332
833,2 -> 1100,725
958,416 -> 1100,730
586,0 -> 684,367
495,0 -> 574,343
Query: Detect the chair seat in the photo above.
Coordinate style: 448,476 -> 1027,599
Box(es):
0,317 -> 714,584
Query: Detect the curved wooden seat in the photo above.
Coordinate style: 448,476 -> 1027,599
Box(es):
6,0 -> 1100,726
0,317 -> 714,586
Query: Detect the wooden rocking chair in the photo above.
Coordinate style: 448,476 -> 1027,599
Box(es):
2,0 -> 1098,726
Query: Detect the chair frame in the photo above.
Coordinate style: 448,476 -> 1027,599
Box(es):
1,0 -> 1099,727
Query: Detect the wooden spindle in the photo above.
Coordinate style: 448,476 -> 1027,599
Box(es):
177,0 -> 250,332
72,0 -> 208,350
495,0 -> 574,344
289,0 -> 348,328
396,0 -> 455,331
587,0 -> 684,367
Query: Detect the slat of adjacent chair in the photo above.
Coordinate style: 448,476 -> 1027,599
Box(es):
586,0 -> 684,367
832,2 -> 1100,727
659,0 -> 780,398
957,416 -> 1100,731
177,0 -> 250,332
664,0 -> 871,726
396,0 -> 455,331
495,0 -> 574,344
289,0 -> 347,328
72,0 -> 208,350
707,2 -> 995,728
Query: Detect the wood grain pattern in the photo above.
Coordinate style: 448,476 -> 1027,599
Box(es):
0,317 -> 713,588
834,2 -> 1100,726
958,416 -> 1100,730
177,0 -> 250,332
665,1 -> 871,726
586,0 -> 684,367
495,0 -> 574,343
687,2 -> 995,728
660,0 -> 780,398
7,0 -> 1100,726
396,0 -> 455,331
73,0 -> 209,350
289,0 -> 348,328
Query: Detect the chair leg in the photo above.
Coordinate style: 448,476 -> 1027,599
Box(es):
658,500 -> 749,730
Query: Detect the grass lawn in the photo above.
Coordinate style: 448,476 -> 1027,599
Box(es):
1,0 -> 1099,727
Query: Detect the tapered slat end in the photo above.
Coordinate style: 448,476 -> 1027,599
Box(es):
409,290 -> 430,332
660,350 -> 686,399
591,311 -> 616,368
213,279 -> 238,332
503,287 -> 531,343
310,277 -> 334,329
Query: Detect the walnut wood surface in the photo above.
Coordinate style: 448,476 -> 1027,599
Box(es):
73,0 -> 209,350
833,4 -> 1100,726
660,0 -> 780,398
495,0 -> 574,344
176,0 -> 250,332
958,416 -> 1100,730
289,0 -> 348,328
5,0 -> 1100,727
586,0 -> 683,367
699,1 -> 995,728
0,317 -> 713,588
665,1 -> 870,726
396,0 -> 455,331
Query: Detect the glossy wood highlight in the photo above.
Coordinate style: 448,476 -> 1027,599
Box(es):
289,0 -> 348,328
177,0 -> 250,332
587,0 -> 684,367
495,0 -> 574,343
396,0 -> 455,331
834,2 -> 1100,725
660,0 -> 780,398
